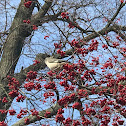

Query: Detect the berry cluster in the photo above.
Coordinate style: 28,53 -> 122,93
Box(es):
16,95 -> 25,102
54,43 -> 62,49
69,39 -> 81,48
57,49 -> 65,57
26,71 -> 37,80
43,91 -> 54,99
30,109 -> 40,119
102,44 -> 108,49
63,117 -> 72,125
61,12 -> 69,19
44,81 -> 56,90
23,19 -> 30,24
7,76 -> 20,98
17,109 -> 27,119
58,93 -> 77,106
88,39 -> 99,51
8,109 -> 16,115
33,60 -> 40,65
44,111 -> 51,118
72,102 -> 82,110
68,22 -> 75,28
24,1 -> 32,8
25,118 -> 30,124
0,121 -> 7,126
82,116 -> 91,125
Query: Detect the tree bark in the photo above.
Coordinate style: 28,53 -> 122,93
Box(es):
0,0 -> 53,121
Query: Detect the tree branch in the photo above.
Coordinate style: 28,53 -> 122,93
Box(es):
12,103 -> 61,126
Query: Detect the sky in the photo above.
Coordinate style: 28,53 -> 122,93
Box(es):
1,0 -> 126,125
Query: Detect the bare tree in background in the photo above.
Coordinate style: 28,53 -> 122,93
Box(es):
0,0 -> 125,125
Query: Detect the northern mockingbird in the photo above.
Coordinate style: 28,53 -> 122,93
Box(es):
44,57 -> 68,71
45,57 -> 84,87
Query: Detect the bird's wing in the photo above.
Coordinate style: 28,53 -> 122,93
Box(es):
55,59 -> 66,63
47,58 -> 66,63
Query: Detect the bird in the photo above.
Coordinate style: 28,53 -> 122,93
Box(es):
45,57 -> 85,87
44,57 -> 68,71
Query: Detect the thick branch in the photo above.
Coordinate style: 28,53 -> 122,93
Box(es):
31,0 -> 53,25
11,81 -> 124,126
0,0 -> 53,121
12,103 -> 61,126
0,0 -> 36,121
0,0 -> 35,81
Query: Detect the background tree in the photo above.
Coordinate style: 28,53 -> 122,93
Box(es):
0,0 -> 125,126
